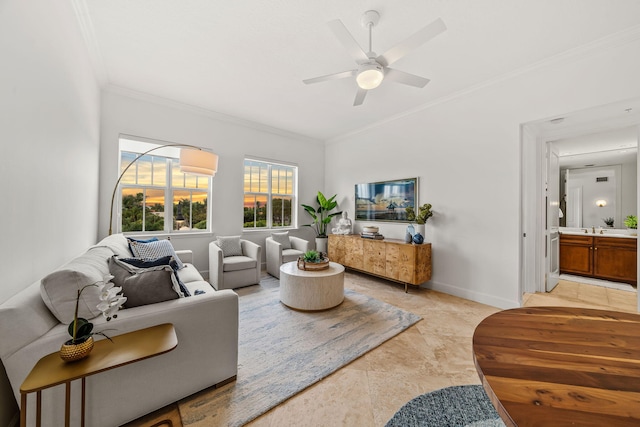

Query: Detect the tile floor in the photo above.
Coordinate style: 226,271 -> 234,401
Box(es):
125,273 -> 637,427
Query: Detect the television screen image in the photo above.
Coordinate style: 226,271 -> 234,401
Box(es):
355,178 -> 417,222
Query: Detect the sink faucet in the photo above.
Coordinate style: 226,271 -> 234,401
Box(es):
592,226 -> 595,234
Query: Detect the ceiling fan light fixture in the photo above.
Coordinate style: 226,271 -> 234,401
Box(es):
356,63 -> 384,90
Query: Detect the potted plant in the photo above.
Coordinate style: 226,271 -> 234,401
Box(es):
302,191 -> 342,254
297,250 -> 330,271
602,217 -> 615,228
60,276 -> 126,362
405,203 -> 434,241
624,215 -> 637,235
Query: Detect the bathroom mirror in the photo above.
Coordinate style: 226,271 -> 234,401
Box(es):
557,126 -> 637,229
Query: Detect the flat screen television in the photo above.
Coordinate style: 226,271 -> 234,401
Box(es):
354,177 -> 417,222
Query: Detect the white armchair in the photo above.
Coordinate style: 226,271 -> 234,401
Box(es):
209,237 -> 262,290
266,233 -> 311,278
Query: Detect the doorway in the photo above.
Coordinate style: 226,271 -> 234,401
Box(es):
520,99 -> 640,311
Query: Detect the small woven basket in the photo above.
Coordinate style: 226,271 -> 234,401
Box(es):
60,336 -> 94,362
297,257 -> 330,271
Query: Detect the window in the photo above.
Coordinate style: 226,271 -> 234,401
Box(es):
118,137 -> 211,234
243,158 -> 297,229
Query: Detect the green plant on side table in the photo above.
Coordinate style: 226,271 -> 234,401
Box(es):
303,250 -> 323,263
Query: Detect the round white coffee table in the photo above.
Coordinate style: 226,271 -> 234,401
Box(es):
279,261 -> 345,311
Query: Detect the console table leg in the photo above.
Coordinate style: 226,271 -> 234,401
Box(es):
81,377 -> 86,427
36,391 -> 41,427
405,283 -> 408,293
65,381 -> 71,427
20,393 -> 26,427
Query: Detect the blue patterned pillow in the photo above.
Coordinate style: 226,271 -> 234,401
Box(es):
129,239 -> 184,269
216,236 -> 243,257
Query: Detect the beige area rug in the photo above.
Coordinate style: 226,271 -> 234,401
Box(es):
178,279 -> 421,426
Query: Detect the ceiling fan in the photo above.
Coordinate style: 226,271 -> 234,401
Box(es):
303,10 -> 446,106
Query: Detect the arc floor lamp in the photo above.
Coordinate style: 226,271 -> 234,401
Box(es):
108,144 -> 218,235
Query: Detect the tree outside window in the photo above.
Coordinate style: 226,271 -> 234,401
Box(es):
243,159 -> 296,229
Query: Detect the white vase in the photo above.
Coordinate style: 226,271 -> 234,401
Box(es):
414,224 -> 425,237
315,237 -> 328,254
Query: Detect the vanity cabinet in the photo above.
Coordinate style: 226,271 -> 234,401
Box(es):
559,234 -> 637,285
328,234 -> 431,292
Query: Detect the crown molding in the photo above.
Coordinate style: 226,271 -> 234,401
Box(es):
327,24 -> 640,144
103,84 -> 321,144
71,0 -> 108,85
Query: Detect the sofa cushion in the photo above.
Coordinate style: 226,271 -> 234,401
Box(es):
95,233 -> 133,258
217,236 -> 243,257
222,255 -> 257,272
271,232 -> 291,249
40,246 -> 113,324
127,236 -> 158,253
282,249 -> 304,263
129,239 -> 184,269
121,265 -> 183,308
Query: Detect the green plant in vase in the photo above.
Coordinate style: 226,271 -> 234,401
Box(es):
624,215 -> 637,229
602,217 -> 614,227
302,191 -> 342,237
303,250 -> 323,263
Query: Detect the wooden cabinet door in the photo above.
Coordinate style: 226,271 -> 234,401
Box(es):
344,237 -> 364,270
594,237 -> 637,284
385,243 -> 400,280
414,243 -> 432,284
363,240 -> 386,275
559,235 -> 593,275
328,235 -> 345,264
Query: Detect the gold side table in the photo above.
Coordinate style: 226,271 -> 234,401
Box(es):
20,323 -> 178,427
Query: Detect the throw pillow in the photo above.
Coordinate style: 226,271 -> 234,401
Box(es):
118,256 -> 190,297
129,239 -> 184,269
271,231 -> 291,249
121,265 -> 181,308
126,236 -> 158,254
216,236 -> 243,257
110,256 -> 190,297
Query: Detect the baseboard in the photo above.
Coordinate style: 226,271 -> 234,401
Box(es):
421,280 -> 519,310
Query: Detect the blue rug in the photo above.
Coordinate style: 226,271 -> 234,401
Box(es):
386,385 -> 505,427
179,282 -> 421,426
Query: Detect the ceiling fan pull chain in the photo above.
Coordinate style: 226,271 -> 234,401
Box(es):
368,22 -> 373,53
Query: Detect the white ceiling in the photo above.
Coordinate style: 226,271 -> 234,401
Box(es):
76,0 -> 640,141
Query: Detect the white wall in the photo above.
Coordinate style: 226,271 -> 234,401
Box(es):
0,0 -> 100,423
98,89 -> 323,274
325,37 -> 640,309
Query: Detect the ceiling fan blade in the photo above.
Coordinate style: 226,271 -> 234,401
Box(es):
353,87 -> 367,106
327,19 -> 370,64
303,69 -> 356,85
377,18 -> 446,67
384,68 -> 430,88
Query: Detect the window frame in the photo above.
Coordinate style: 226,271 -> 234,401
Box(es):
243,157 -> 298,231
117,136 -> 212,235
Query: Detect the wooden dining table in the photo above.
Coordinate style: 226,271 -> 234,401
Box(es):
472,306 -> 640,427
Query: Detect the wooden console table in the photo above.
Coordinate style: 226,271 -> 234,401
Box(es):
473,307 -> 640,426
328,234 -> 431,292
20,323 -> 178,427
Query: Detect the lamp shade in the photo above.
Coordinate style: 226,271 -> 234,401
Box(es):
179,149 -> 218,176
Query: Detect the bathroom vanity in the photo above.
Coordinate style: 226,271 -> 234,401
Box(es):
559,230 -> 637,286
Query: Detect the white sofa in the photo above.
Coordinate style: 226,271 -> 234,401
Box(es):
0,234 -> 239,427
